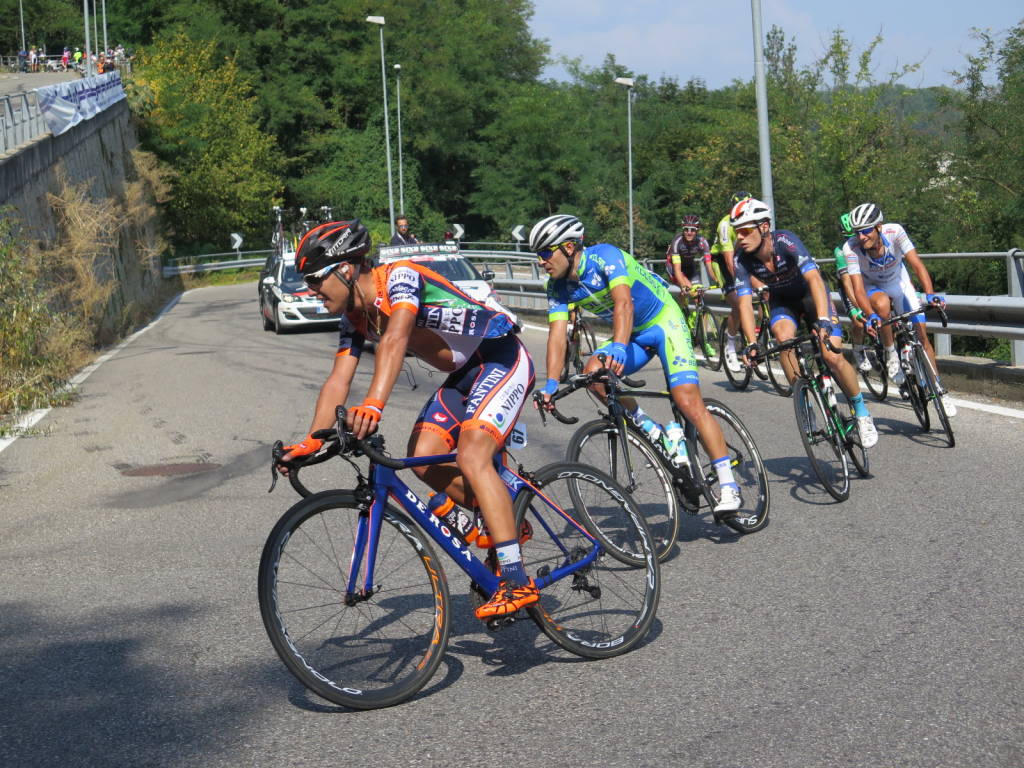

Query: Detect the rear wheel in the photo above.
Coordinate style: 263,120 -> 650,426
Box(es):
792,379 -> 850,501
843,414 -> 870,477
515,463 -> 660,659
721,321 -> 752,390
687,399 -> 771,534
860,346 -> 888,401
567,419 -> 679,561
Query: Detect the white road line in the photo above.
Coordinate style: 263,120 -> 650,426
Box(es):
947,397 -> 1024,420
0,291 -> 186,456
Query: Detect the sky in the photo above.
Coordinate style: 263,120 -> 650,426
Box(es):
528,0 -> 1022,90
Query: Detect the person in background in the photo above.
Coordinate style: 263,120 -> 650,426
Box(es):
390,215 -> 419,245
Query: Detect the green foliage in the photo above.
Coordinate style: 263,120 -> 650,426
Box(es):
0,0 -> 81,54
128,32 -> 284,245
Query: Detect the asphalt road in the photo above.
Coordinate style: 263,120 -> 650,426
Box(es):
1,283 -> 1022,767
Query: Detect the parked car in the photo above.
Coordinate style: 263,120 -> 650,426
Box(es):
259,253 -> 338,334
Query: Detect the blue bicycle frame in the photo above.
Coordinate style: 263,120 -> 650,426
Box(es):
345,451 -> 601,601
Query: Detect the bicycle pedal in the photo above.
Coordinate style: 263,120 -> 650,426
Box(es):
485,614 -> 518,632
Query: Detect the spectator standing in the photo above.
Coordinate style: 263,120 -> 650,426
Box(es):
389,215 -> 419,245
61,47 -> 70,71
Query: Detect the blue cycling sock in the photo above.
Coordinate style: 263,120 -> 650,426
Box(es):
495,539 -> 529,586
850,392 -> 869,418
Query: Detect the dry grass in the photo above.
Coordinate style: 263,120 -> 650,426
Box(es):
1,153 -> 176,433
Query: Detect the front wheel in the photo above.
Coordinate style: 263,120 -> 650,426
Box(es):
759,325 -> 792,397
902,348 -> 930,430
515,463 -> 660,659
258,492 -> 450,710
792,379 -> 850,502
687,398 -> 771,534
567,419 -> 679,561
915,345 -> 955,447
695,308 -> 722,370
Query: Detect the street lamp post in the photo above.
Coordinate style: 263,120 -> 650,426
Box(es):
750,0 -> 775,224
366,15 -> 396,236
614,77 -> 635,255
394,63 -> 404,215
102,0 -> 108,54
18,0 -> 25,55
82,0 -> 93,77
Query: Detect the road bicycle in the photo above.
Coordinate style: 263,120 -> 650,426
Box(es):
678,283 -> 722,370
540,365 -> 770,561
877,303 -> 954,447
759,334 -> 869,502
258,414 -> 660,709
560,305 -> 598,382
722,286 -> 791,396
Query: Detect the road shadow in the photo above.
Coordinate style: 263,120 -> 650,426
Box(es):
761,456 -> 850,506
0,601 -> 277,766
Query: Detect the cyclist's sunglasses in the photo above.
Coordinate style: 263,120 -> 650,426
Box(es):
734,226 -> 758,237
856,226 -> 876,236
303,262 -> 341,289
537,241 -> 573,262
682,227 -> 698,233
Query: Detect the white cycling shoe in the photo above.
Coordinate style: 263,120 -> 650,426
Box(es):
887,355 -> 905,385
714,483 -> 742,515
853,346 -> 872,373
856,415 -> 879,449
724,344 -> 742,373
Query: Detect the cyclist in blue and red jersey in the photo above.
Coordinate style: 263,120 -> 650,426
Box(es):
730,199 -> 878,448
279,220 -> 538,620
532,214 -> 744,517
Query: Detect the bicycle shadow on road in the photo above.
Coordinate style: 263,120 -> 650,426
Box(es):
869,415 -> 952,448
760,456 -> 854,506
675,514 -> 746,546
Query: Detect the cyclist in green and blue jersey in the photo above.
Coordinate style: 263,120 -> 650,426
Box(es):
531,214 -> 743,515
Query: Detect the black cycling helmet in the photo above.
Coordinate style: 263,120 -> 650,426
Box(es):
681,213 -> 701,229
295,219 -> 371,275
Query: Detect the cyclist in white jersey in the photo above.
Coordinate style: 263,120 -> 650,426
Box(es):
842,203 -> 955,415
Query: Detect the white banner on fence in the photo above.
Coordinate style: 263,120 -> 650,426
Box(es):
34,72 -> 126,137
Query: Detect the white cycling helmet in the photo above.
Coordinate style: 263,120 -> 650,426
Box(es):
729,198 -> 773,229
529,214 -> 585,252
849,203 -> 883,230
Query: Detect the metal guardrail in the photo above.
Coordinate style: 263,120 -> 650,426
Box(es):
161,249 -> 272,277
461,247 -> 1024,365
0,90 -> 46,153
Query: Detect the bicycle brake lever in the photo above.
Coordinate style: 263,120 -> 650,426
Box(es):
269,440 -> 284,493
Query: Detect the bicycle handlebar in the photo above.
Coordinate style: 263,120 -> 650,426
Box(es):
533,362 -> 646,426
755,332 -> 840,359
873,302 -> 948,331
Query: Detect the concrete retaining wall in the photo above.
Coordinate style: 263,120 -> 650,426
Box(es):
0,100 -> 163,332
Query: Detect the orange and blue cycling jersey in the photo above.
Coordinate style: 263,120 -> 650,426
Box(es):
338,259 -> 517,364
338,259 -> 533,448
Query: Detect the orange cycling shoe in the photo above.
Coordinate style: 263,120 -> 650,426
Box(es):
474,579 -> 539,620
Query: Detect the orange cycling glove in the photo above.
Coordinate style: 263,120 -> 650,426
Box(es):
283,433 -> 323,457
347,397 -> 385,428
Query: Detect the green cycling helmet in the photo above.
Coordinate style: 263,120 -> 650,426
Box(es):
839,212 -> 854,238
